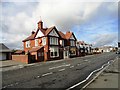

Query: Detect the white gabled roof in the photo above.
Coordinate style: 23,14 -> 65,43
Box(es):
35,29 -> 44,38
48,29 -> 59,37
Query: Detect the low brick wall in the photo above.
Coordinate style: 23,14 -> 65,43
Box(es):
12,55 -> 29,64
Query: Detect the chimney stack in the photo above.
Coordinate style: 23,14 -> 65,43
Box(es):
67,31 -> 70,33
31,31 -> 35,35
37,20 -> 43,29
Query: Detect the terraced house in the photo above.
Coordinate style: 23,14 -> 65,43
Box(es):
22,20 -> 77,62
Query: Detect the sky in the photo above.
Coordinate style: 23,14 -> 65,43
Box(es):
1,0 -> 119,49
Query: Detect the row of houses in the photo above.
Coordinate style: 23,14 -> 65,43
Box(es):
92,46 -> 117,53
76,41 -> 92,55
1,20 -> 118,63
12,20 -> 92,63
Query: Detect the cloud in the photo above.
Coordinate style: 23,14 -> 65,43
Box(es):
1,11 -> 35,49
32,1 -> 104,31
73,18 -> 118,45
1,1 -> 118,49
93,33 -> 117,47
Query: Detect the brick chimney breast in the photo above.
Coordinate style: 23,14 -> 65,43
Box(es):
37,20 -> 43,29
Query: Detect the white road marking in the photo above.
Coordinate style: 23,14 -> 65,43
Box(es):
59,68 -> 65,72
66,60 -> 115,90
84,60 -> 88,62
49,64 -> 70,70
12,66 -> 17,68
3,82 -> 18,88
70,66 -> 74,68
42,72 -> 53,77
15,82 -> 19,85
73,58 -> 76,59
37,75 -> 40,78
18,65 -> 24,68
62,63 -> 66,64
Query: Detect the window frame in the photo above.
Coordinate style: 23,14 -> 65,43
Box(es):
70,40 -> 75,46
50,37 -> 58,45
50,47 -> 59,58
42,37 -> 46,45
35,39 -> 39,46
26,40 -> 30,48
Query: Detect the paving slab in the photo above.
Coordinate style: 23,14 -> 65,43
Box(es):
86,58 -> 119,88
0,60 -> 26,68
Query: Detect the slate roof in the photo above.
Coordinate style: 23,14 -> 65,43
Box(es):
65,31 -> 77,40
45,26 -> 55,35
58,31 -> 66,39
22,26 -> 55,42
0,43 -> 12,52
15,50 -> 25,54
22,21 -> 77,42
65,31 -> 72,39
29,46 -> 43,53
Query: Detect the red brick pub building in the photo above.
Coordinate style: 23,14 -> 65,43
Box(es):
13,20 -> 77,63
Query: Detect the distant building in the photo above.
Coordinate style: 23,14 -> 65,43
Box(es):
76,41 -> 92,56
0,43 -> 12,60
95,46 -> 117,53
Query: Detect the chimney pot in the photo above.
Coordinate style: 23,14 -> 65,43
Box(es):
31,31 -> 35,35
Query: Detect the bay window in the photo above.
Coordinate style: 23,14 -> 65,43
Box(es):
50,47 -> 59,57
70,47 -> 76,55
50,37 -> 58,45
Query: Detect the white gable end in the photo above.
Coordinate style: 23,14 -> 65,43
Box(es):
49,29 -> 59,37
35,29 -> 44,38
70,34 -> 75,40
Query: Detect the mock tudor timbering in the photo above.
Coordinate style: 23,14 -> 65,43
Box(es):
22,20 -> 77,62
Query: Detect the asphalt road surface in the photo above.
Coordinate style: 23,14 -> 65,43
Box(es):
2,52 -> 117,89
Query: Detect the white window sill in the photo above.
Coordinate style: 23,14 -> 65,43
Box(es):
50,56 -> 59,58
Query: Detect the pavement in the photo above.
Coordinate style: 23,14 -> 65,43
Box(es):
86,57 -> 119,89
0,60 -> 27,72
0,52 -> 118,89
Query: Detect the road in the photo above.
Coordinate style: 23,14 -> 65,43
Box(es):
2,52 -> 117,89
